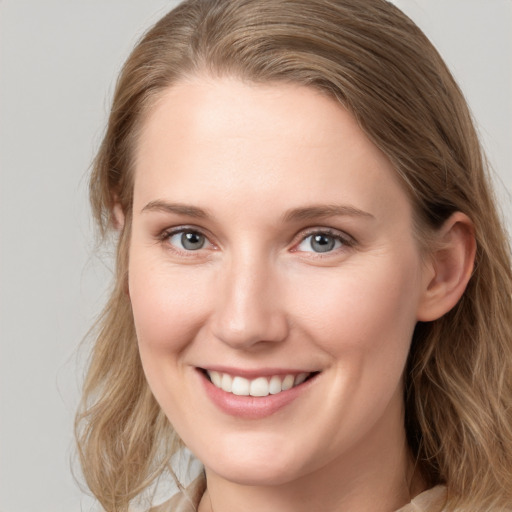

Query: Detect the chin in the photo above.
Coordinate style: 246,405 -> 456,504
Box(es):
209,461 -> 304,487
200,442 -> 310,486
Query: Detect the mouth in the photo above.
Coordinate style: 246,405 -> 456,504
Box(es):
198,367 -> 321,419
203,369 -> 319,397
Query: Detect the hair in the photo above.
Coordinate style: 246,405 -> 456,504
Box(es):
75,0 -> 512,510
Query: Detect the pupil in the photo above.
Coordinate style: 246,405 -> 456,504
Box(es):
181,232 -> 204,250
312,234 -> 335,253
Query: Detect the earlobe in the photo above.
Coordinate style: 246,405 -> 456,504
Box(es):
416,212 -> 476,322
112,202 -> 125,230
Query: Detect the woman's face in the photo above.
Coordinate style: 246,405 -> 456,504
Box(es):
128,77 -> 432,486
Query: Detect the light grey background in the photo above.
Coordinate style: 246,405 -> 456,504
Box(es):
0,1 -> 510,511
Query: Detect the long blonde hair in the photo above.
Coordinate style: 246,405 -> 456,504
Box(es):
76,1 -> 512,510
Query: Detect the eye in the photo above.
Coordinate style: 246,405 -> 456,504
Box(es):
296,232 -> 345,253
166,229 -> 212,251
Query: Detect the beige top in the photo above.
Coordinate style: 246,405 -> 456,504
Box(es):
149,476 -> 447,512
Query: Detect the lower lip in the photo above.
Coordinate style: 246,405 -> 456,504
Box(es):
198,370 -> 317,419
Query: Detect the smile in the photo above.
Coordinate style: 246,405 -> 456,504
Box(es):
206,370 -> 311,397
199,368 -> 320,419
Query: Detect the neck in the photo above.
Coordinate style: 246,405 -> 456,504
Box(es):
198,408 -> 426,512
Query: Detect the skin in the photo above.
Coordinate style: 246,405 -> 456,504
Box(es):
126,77 -> 474,512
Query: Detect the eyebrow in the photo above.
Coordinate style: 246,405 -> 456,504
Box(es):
282,204 -> 374,222
141,200 -> 210,218
141,200 -> 374,222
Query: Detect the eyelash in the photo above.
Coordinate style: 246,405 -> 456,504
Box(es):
292,228 -> 355,257
158,226 -> 355,257
158,226 -> 215,258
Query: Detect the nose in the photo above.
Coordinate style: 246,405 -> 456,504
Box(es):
210,253 -> 289,350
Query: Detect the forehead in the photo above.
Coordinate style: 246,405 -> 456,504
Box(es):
132,77 -> 411,223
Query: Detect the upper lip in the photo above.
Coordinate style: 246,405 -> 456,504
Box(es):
199,366 -> 319,379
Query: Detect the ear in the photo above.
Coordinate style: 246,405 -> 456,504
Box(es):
111,201 -> 130,297
416,212 -> 476,322
112,202 -> 125,230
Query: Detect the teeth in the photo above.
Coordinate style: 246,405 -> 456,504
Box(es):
232,376 -> 250,396
250,377 -> 269,397
281,374 -> 294,391
221,373 -> 232,392
295,372 -> 308,385
210,371 -> 222,388
207,371 -> 311,397
269,375 -> 282,395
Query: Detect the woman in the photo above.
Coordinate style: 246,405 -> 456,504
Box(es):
75,0 -> 512,510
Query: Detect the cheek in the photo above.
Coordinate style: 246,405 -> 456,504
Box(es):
128,253 -> 212,354
289,256 -> 422,358
284,258 -> 422,444
128,254 -> 213,422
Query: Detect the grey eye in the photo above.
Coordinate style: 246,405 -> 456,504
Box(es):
297,233 -> 342,253
169,231 -> 207,251
311,234 -> 336,252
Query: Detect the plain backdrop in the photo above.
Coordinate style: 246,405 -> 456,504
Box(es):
0,1 -> 511,511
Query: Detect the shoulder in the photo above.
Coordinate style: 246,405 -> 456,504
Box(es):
148,475 -> 206,512
395,486 -> 447,512
395,486 -> 512,512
